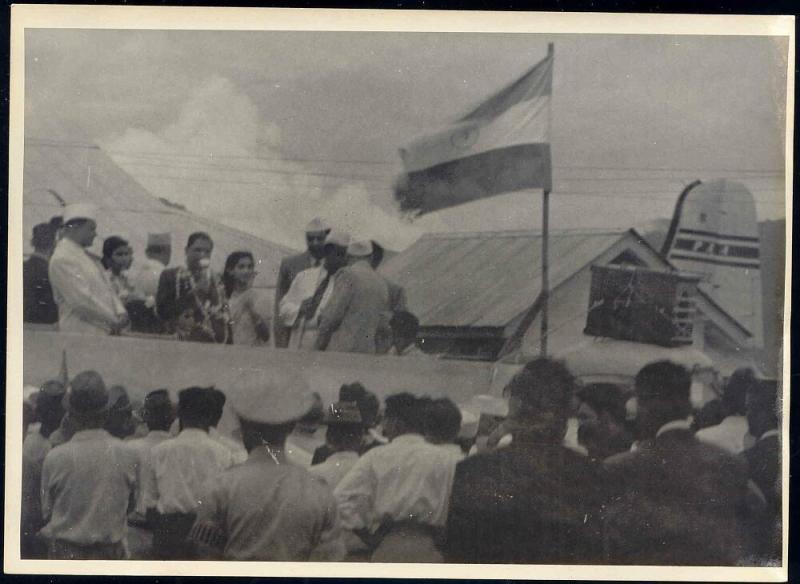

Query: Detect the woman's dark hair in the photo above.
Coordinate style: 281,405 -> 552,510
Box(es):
186,232 -> 213,249
222,251 -> 255,298
102,236 -> 129,270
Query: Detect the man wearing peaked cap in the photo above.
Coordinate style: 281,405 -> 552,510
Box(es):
315,234 -> 390,354
188,370 -> 346,561
278,229 -> 350,350
274,217 -> 332,348
38,370 -> 138,559
48,203 -> 129,335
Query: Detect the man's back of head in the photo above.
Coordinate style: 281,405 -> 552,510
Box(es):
723,367 -> 756,417
505,358 -> 576,443
634,360 -> 692,439
383,392 -> 424,440
143,389 -> 175,432
177,386 -> 216,431
423,398 -> 462,445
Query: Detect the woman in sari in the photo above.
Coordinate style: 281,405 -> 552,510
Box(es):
222,251 -> 271,346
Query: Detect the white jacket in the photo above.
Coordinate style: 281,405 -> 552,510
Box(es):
48,238 -> 127,334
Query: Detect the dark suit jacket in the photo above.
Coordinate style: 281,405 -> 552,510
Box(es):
23,255 -> 58,324
604,428 -> 752,565
743,433 -> 781,561
443,441 -> 609,564
273,251 -> 317,348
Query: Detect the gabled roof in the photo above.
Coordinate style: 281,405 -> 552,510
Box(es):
381,229 -> 627,328
382,226 -> 753,345
22,140 -> 295,288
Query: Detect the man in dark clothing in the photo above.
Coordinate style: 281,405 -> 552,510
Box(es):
743,378 -> 781,562
23,220 -> 61,324
311,383 -> 382,465
604,360 -> 752,565
443,358 -> 608,564
576,383 -> 634,461
273,218 -> 330,348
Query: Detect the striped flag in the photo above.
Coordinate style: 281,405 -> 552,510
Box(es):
395,45 -> 553,215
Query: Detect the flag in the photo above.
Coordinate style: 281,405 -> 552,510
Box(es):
395,44 -> 553,215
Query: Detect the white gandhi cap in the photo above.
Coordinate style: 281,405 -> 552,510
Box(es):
347,238 -> 373,258
63,203 -> 99,224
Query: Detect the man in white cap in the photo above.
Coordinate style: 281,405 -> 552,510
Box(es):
273,218 -> 331,348
189,369 -> 345,561
39,371 -> 138,559
315,238 -> 390,354
48,203 -> 129,335
278,229 -> 349,350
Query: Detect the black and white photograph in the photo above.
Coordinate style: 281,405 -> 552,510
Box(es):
5,6 -> 793,580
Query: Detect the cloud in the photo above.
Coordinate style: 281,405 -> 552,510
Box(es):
103,76 -> 424,250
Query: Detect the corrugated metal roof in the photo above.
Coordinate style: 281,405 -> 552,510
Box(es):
22,141 -> 295,288
381,229 -> 625,327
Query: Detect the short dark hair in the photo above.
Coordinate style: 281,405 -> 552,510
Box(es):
209,388 -> 227,427
186,232 -> 213,249
32,223 -> 58,250
635,360 -> 691,403
423,398 -> 462,444
142,389 -> 174,431
506,358 -> 576,415
178,386 -> 216,428
384,392 -> 422,432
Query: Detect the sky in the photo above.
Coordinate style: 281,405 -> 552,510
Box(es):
24,28 -> 789,250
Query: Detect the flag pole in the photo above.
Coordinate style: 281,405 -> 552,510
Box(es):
540,42 -> 554,358
541,188 -> 550,357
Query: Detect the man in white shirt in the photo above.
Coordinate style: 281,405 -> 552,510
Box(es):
334,393 -> 461,562
129,232 -> 171,300
48,203 -> 129,334
39,371 -> 138,559
125,389 -> 175,559
144,386 -> 234,559
696,367 -> 756,454
279,230 -> 350,350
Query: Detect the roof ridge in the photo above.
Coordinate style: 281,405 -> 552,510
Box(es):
417,228 -> 627,240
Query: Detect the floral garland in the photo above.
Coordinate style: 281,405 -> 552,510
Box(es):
176,266 -> 231,343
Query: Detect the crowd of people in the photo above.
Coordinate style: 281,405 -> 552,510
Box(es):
24,205 -> 418,355
21,356 -> 781,565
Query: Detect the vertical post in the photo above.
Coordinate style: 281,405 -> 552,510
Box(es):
540,189 -> 550,356
540,42 -> 554,357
